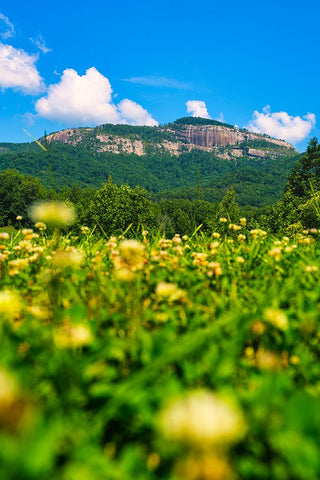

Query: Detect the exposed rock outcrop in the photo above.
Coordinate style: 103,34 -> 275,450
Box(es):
96,134 -> 145,156
176,124 -> 292,150
178,125 -> 244,147
248,148 -> 266,158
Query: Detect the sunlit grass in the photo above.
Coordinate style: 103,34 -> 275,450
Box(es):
1,216 -> 320,479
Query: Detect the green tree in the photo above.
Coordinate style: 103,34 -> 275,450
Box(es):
287,138 -> 320,198
59,184 -> 96,228
215,186 -> 240,223
0,169 -> 48,227
89,179 -> 159,236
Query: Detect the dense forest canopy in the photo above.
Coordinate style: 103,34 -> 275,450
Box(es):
0,137 -> 318,236
0,141 -> 298,208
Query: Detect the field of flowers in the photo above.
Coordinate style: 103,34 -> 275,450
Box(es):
1,204 -> 320,480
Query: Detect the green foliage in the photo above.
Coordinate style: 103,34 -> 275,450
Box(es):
0,122 -> 297,209
170,116 -> 235,129
1,226 -> 320,478
215,186 -> 240,223
88,179 -> 160,236
95,124 -> 176,143
158,199 -> 217,236
242,138 -> 293,150
0,170 -> 49,227
268,138 -> 320,231
59,184 -> 96,228
287,138 -> 320,198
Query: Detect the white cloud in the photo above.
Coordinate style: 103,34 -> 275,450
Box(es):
247,105 -> 316,144
217,112 -> 225,123
29,34 -> 52,54
125,75 -> 191,90
0,13 -> 15,40
0,43 -> 45,94
118,99 -> 158,126
35,67 -> 158,126
186,100 -> 211,119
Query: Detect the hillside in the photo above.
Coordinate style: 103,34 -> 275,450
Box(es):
0,118 -> 298,207
43,117 -> 295,158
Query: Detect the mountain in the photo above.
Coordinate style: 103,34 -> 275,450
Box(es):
44,116 -> 295,159
0,117 -> 298,207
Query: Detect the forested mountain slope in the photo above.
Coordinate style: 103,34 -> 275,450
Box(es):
0,118 -> 298,207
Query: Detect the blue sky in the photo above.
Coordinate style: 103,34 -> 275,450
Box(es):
0,0 -> 319,151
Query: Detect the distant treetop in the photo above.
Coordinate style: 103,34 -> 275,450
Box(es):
171,117 -> 234,129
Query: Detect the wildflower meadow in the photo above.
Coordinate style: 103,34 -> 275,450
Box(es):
1,203 -> 320,479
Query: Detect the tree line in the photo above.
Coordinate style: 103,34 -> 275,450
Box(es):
1,138 -> 320,236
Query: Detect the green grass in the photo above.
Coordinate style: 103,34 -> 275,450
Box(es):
0,222 -> 320,479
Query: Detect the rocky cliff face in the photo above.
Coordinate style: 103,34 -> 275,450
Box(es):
176,124 -> 293,150
45,120 -> 295,158
178,124 -> 244,147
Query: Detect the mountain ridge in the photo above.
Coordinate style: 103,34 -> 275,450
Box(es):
0,117 -> 299,207
42,117 -> 296,159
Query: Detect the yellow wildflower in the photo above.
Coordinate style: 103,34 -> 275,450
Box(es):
52,248 -> 83,269
268,247 -> 282,261
264,308 -> 288,330
236,256 -> 245,264
155,281 -> 185,302
174,452 -> 233,480
0,368 -> 31,431
81,226 -> 90,235
30,201 -> 76,227
159,390 -> 246,446
172,234 -> 182,245
207,262 -> 222,276
255,348 -> 282,370
115,239 -> 145,271
0,290 -> 22,319
54,324 -> 93,348
250,229 -> 267,239
35,221 -> 46,230
305,265 -> 318,272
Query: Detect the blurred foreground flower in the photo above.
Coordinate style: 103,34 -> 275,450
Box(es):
54,324 -> 93,348
264,308 -> 288,330
0,368 -> 32,432
175,452 -> 233,480
30,201 -> 76,227
156,281 -> 186,303
0,290 -> 22,319
52,248 -> 83,269
115,239 -> 145,271
158,390 -> 246,447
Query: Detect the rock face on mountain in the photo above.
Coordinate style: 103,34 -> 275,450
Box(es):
176,124 -> 292,150
45,118 -> 295,158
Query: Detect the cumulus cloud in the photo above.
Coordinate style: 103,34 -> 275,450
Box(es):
247,105 -> 316,144
35,67 -> 158,126
29,34 -> 52,54
0,43 -> 45,94
118,99 -> 158,126
0,13 -> 15,40
186,100 -> 211,119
